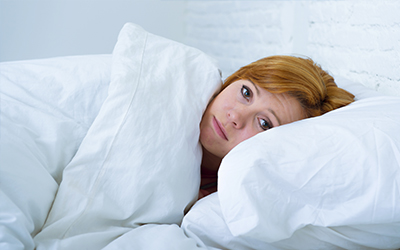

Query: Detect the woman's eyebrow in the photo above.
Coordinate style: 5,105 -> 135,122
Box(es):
249,80 -> 260,96
269,108 -> 282,126
249,80 -> 282,126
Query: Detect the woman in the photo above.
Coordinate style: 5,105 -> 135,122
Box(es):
198,55 -> 355,198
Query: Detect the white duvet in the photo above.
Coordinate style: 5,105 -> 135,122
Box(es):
0,55 -> 111,250
1,23 -> 400,250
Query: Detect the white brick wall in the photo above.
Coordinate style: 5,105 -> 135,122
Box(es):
184,0 -> 400,96
185,1 -> 289,79
307,0 -> 400,96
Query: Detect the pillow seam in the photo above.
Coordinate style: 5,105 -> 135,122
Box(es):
60,31 -> 148,239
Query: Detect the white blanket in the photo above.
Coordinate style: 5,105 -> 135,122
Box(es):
32,23 -> 221,249
0,55 -> 111,249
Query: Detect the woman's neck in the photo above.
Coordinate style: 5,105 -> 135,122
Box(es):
201,146 -> 222,176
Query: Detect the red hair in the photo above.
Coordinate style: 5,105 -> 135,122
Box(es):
223,55 -> 355,117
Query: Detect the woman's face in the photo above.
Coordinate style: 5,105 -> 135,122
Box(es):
200,79 -> 306,159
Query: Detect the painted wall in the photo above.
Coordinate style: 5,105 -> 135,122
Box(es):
0,0 -> 186,62
184,0 -> 400,96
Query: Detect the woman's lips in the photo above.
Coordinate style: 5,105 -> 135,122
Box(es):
213,116 -> 228,141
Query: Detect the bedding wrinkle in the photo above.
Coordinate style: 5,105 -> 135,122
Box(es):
1,96 -> 87,183
2,68 -> 90,129
1,55 -> 117,250
55,32 -> 148,240
371,125 -> 400,223
371,125 -> 382,225
280,145 -> 346,228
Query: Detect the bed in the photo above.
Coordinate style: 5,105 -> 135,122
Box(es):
1,23 -> 400,250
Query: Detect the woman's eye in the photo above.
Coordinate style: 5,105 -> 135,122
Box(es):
241,85 -> 251,100
259,118 -> 272,131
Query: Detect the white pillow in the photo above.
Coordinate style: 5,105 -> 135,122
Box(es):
34,23 -> 222,249
217,77 -> 400,247
0,55 -> 111,250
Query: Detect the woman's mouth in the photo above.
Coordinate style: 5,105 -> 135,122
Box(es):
213,116 -> 228,141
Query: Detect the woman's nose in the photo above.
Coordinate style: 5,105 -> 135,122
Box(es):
227,109 -> 245,129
